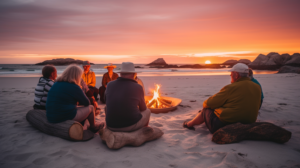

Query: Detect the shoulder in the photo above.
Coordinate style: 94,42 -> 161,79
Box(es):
113,72 -> 119,76
89,71 -> 95,75
103,72 -> 108,77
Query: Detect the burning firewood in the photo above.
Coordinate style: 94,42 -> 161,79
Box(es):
146,84 -> 174,109
159,98 -> 172,104
157,98 -> 172,107
147,100 -> 156,108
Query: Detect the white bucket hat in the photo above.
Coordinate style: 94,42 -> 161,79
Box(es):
117,62 -> 139,73
229,63 -> 249,73
104,63 -> 117,69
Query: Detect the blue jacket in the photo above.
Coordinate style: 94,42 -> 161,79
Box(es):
251,78 -> 264,106
46,82 -> 90,123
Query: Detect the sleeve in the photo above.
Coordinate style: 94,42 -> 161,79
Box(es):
90,72 -> 96,87
73,85 -> 90,106
102,73 -> 107,86
44,80 -> 54,94
80,79 -> 89,93
203,85 -> 230,109
138,86 -> 147,111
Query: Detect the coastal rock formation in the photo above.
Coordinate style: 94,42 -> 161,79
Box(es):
212,122 -> 292,144
222,59 -> 251,66
35,58 -> 94,66
146,58 -> 167,66
179,64 -> 203,68
278,66 -> 300,74
248,52 -> 292,70
222,60 -> 238,65
285,53 -> 300,66
238,59 -> 251,65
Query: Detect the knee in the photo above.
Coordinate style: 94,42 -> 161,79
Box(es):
88,105 -> 94,113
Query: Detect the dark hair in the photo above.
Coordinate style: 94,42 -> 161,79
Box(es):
42,65 -> 56,78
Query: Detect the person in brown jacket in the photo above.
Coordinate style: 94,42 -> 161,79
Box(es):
183,63 -> 262,133
99,63 -> 119,103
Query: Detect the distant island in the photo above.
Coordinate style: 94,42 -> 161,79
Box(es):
35,58 -> 94,65
146,52 -> 300,74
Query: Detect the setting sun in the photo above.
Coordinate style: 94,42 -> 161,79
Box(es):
205,60 -> 211,64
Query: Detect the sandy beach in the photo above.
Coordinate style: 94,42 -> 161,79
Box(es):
0,73 -> 300,168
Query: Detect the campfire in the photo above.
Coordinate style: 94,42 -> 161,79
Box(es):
146,85 -> 173,109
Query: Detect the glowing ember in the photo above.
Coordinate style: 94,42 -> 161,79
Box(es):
146,84 -> 173,109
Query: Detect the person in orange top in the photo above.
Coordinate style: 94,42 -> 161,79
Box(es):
82,61 -> 99,100
99,63 -> 119,103
183,63 -> 261,133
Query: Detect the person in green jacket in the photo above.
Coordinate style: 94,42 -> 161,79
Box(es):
249,68 -> 264,108
183,63 -> 262,133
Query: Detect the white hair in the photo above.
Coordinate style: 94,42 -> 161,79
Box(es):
56,64 -> 83,87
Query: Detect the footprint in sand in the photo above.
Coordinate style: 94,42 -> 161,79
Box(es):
152,122 -> 163,127
33,157 -> 51,165
13,153 -> 33,161
48,150 -> 68,157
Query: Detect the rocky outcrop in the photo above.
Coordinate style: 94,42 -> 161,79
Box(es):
238,59 -> 251,65
278,66 -> 300,73
222,59 -> 251,66
35,58 -> 94,66
212,122 -> 292,144
222,60 -> 238,65
285,53 -> 300,67
146,58 -> 167,66
248,52 -> 291,70
179,64 -> 203,68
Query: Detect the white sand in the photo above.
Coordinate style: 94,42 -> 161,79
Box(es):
0,74 -> 300,168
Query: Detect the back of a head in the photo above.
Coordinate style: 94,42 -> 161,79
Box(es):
42,65 -> 56,79
120,73 -> 135,78
56,64 -> 83,86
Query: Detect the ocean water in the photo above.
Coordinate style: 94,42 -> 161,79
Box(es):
0,64 -> 277,77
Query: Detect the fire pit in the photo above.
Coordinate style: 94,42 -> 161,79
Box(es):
145,85 -> 182,114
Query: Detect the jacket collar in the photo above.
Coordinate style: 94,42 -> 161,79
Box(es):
236,77 -> 251,82
117,77 -> 137,83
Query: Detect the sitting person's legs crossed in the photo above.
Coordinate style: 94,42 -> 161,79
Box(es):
107,108 -> 151,132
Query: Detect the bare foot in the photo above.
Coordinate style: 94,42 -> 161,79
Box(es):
90,122 -> 105,133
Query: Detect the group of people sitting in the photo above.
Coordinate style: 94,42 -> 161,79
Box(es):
33,62 -> 148,133
33,61 -> 263,134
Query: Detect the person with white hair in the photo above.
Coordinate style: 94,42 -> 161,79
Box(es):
46,64 -> 103,132
183,63 -> 262,133
105,62 -> 151,132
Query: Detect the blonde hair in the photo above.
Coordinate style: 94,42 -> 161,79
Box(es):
56,64 -> 83,87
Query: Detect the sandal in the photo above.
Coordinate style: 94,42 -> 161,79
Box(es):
183,121 -> 195,130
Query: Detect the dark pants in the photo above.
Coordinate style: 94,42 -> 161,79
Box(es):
99,86 -> 106,103
202,108 -> 227,133
33,104 -> 46,110
88,86 -> 99,100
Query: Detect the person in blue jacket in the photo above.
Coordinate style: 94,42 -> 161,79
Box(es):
46,64 -> 103,132
249,68 -> 264,108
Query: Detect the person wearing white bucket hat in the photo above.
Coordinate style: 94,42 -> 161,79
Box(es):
99,63 -> 119,103
183,63 -> 262,134
105,62 -> 151,132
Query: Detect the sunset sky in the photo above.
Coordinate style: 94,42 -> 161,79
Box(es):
0,0 -> 299,64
